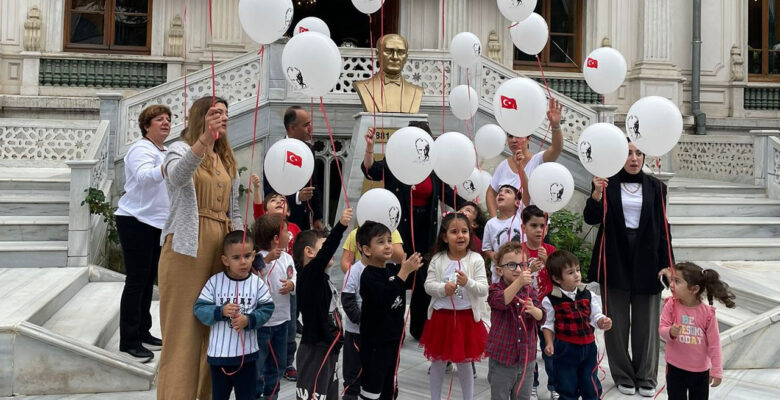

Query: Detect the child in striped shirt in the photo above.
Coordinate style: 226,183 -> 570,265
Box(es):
194,230 -> 275,400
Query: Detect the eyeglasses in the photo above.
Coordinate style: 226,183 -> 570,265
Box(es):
499,262 -> 528,270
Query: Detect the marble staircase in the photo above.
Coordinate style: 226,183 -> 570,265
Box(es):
668,177 -> 780,261
0,168 -> 72,268
0,168 -> 157,396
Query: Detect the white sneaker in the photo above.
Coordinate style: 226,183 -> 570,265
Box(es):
617,385 -> 636,395
550,390 -> 560,400
530,386 -> 538,400
638,386 -> 656,397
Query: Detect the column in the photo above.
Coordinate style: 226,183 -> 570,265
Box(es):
206,0 -> 246,57
626,0 -> 684,105
438,0 -> 468,49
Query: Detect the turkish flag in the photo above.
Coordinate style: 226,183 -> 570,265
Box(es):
298,26 -> 309,33
500,95 -> 517,110
586,57 -> 598,69
286,151 -> 302,168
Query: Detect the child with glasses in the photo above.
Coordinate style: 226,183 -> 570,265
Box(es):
486,241 -> 545,400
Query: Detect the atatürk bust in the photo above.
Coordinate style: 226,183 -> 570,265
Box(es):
355,34 -> 424,114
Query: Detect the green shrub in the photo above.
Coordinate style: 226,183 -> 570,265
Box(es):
548,209 -> 594,280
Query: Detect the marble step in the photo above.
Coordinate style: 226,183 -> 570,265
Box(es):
43,282 -> 125,349
0,267 -> 88,327
714,301 -> 759,331
667,197 -> 780,217
669,217 -> 780,238
668,179 -> 766,196
0,167 -> 70,190
672,238 -> 780,261
104,300 -> 162,369
0,241 -> 68,267
0,193 -> 70,216
0,215 -> 69,241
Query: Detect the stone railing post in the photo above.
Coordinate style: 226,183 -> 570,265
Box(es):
20,52 -> 41,96
750,129 -> 779,189
98,93 -> 122,165
65,160 -> 97,267
591,104 -> 617,124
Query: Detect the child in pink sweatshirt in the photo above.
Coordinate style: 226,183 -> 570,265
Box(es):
659,262 -> 736,400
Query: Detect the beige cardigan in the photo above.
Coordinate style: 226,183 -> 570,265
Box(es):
160,141 -> 242,257
424,250 -> 489,322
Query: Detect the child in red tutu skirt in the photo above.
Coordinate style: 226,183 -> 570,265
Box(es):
421,212 -> 489,400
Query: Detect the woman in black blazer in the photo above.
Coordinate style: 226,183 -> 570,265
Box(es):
361,120 -> 463,340
583,141 -> 673,397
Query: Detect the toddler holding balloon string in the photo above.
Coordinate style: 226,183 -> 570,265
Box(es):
420,212 -> 489,400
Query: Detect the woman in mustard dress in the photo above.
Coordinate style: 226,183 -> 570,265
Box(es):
156,96 -> 243,400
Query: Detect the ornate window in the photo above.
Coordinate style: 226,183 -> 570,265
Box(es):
748,0 -> 780,80
311,137 -> 349,228
514,0 -> 583,72
64,0 -> 152,54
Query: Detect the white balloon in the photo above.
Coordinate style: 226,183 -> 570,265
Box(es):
449,85 -> 479,121
625,96 -> 683,157
457,168 -> 489,202
238,0 -> 293,45
263,138 -> 314,196
493,77 -> 547,137
582,47 -> 627,95
282,32 -> 342,97
356,188 -> 402,232
477,170 -> 493,203
293,17 -> 330,37
450,32 -> 482,68
432,132 -> 477,186
352,0 -> 384,14
509,13 -> 548,56
578,123 -> 630,178
385,127 -> 435,185
528,162 -> 574,213
497,0 -> 537,23
474,124 -> 507,159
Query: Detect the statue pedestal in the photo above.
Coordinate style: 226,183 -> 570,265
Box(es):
337,112 -> 429,218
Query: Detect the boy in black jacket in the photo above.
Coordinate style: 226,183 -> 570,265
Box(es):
292,207 -> 352,400
357,221 -> 422,400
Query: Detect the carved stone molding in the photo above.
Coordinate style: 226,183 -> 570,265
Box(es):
730,45 -> 745,82
166,14 -> 184,57
23,6 -> 42,51
488,30 -> 501,63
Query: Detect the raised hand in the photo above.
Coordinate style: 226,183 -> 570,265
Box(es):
547,98 -> 563,128
340,207 -> 354,226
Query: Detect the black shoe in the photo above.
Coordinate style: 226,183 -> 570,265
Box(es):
142,335 -> 163,351
472,362 -> 477,379
120,346 -> 154,363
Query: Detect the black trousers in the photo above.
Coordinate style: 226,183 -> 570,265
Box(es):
666,364 -> 710,400
116,215 -> 161,350
343,332 -> 362,399
296,342 -> 341,400
359,340 -> 400,400
211,361 -> 257,400
406,206 -> 434,340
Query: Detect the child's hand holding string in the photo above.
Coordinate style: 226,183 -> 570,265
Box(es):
340,207 -> 353,226
399,253 -> 423,282
222,303 -> 240,318
669,323 -> 681,338
523,298 -> 543,321
231,314 -> 248,331
455,269 -> 468,286
445,281 -> 457,296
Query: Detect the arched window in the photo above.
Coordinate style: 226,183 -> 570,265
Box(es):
64,0 -> 152,54
748,0 -> 780,80
513,0 -> 583,72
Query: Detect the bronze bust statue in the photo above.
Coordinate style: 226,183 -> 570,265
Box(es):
355,34 -> 424,114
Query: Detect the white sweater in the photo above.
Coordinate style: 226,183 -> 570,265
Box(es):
424,251 -> 489,322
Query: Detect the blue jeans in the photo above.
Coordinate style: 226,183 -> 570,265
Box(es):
533,327 -> 555,391
286,294 -> 297,368
551,340 -> 600,400
256,323 -> 288,399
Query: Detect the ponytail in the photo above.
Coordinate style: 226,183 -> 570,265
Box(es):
701,269 -> 736,308
674,262 -> 736,308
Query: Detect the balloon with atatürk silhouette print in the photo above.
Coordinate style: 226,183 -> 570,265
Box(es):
497,0 -> 537,23
528,162 -> 573,213
238,0 -> 293,45
625,96 -> 683,157
577,123 -> 629,178
385,126 -> 435,185
357,188 -> 402,232
281,31 -> 342,97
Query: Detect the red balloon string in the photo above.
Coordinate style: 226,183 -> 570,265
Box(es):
206,0 -> 218,139
319,98 -> 350,209
393,190 -> 417,397
598,180 -> 608,314
440,0 -> 446,134
182,6 -> 188,128
656,159 -> 677,324
220,277 -> 246,376
311,310 -> 343,400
